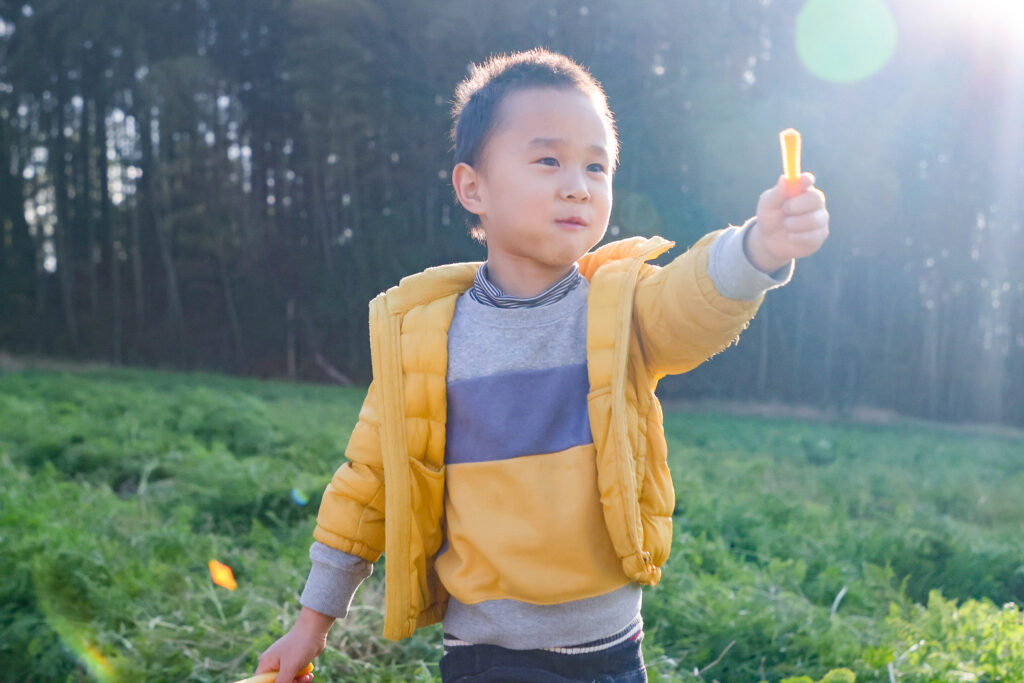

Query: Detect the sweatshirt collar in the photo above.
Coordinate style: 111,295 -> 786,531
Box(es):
470,263 -> 582,308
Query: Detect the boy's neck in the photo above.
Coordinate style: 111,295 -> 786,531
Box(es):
483,256 -> 576,299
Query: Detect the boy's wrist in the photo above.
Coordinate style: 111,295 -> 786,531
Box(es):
743,221 -> 790,274
295,606 -> 335,637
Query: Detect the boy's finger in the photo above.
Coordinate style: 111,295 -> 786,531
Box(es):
783,187 -> 826,215
276,661 -> 315,683
784,209 -> 829,233
786,220 -> 827,241
784,172 -> 817,198
787,227 -> 829,247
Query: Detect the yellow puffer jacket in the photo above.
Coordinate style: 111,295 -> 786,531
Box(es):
314,230 -> 763,640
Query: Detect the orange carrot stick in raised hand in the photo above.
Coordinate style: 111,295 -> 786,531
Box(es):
231,662 -> 314,683
779,128 -> 802,196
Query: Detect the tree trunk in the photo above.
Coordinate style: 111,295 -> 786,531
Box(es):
423,156 -> 439,255
82,99 -> 100,328
756,316 -> 768,399
0,119 -> 36,323
156,173 -> 187,350
94,87 -> 122,365
791,292 -> 806,402
129,195 -> 145,340
821,260 -> 842,407
345,136 -> 360,233
286,297 -> 297,379
306,131 -> 334,276
921,302 -> 940,418
52,80 -> 80,352
138,106 -> 186,358
251,120 -> 269,221
217,247 -> 243,369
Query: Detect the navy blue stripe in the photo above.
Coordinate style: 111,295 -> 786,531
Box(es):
445,363 -> 592,465
470,263 -> 582,308
544,615 -> 643,652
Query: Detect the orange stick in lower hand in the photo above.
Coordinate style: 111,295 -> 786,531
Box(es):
232,662 -> 313,683
780,128 -> 802,196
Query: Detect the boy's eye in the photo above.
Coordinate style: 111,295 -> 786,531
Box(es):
537,157 -> 559,167
588,163 -> 606,173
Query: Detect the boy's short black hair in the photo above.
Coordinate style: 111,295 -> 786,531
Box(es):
450,48 -> 619,238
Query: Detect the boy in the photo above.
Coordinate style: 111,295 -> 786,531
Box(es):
256,48 -> 828,682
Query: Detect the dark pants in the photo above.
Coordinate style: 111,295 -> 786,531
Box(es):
439,634 -> 647,683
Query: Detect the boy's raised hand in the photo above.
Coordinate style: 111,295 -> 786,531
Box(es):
747,173 -> 829,274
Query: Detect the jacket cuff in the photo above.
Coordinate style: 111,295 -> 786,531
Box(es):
299,542 -> 374,619
708,219 -> 793,301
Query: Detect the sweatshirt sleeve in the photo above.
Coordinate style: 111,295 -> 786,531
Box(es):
707,218 -> 793,301
299,541 -> 374,618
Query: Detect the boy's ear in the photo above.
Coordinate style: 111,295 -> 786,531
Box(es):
452,162 -> 484,219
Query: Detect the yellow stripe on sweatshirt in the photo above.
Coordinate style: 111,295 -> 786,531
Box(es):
435,444 -> 630,605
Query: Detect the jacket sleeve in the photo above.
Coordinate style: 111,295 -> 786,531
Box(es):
313,380 -> 387,562
633,229 -> 764,379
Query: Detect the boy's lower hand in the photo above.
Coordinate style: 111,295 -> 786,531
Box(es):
255,607 -> 333,683
748,172 -> 829,273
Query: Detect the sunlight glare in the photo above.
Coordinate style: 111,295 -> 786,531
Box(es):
944,0 -> 1024,29
924,0 -> 1024,49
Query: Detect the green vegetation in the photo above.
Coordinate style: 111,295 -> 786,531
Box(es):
1,367 -> 1022,681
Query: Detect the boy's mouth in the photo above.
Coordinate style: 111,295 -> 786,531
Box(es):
556,216 -> 588,228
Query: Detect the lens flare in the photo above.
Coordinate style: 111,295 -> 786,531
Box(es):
43,612 -> 116,682
32,566 -> 118,682
796,0 -> 898,83
80,643 -> 115,681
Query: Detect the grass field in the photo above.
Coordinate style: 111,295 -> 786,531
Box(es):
1,366 -> 1023,682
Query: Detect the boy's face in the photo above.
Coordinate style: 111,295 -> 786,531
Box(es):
458,87 -> 614,283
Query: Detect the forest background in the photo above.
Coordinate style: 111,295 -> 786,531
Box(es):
1,0 -> 1022,426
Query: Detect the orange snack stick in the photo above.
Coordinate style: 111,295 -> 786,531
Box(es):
779,128 -> 802,195
232,662 -> 314,683
208,559 -> 238,591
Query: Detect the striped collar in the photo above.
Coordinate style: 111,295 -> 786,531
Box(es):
469,263 -> 582,308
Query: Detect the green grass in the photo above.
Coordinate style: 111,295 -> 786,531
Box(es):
1,366 -> 1022,682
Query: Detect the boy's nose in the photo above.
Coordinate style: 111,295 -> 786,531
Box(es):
561,181 -> 590,202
